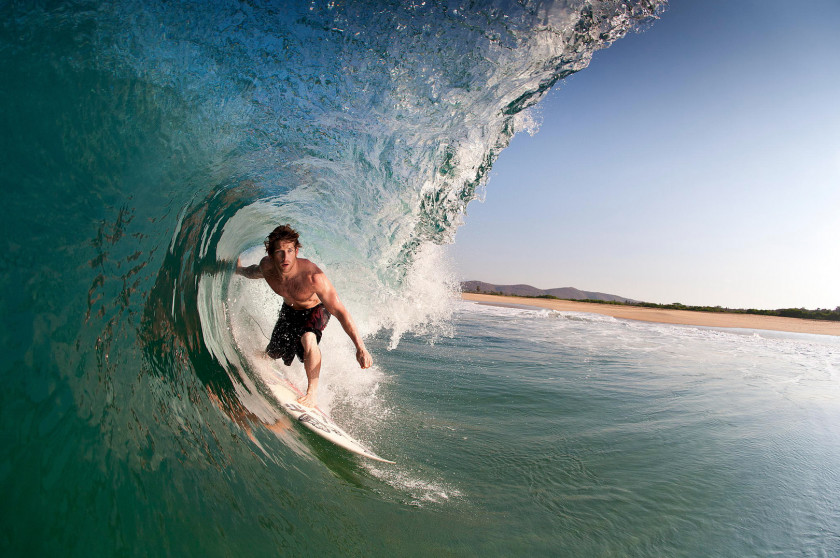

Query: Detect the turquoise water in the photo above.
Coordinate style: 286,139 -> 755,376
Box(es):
375,303 -> 840,555
4,0 -> 840,555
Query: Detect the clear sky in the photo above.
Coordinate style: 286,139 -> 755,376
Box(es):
450,0 -> 840,310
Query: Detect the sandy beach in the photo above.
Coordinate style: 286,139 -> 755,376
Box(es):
462,293 -> 840,337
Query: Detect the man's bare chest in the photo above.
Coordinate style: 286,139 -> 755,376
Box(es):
265,274 -> 317,306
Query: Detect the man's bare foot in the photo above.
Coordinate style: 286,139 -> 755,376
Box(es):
297,392 -> 316,408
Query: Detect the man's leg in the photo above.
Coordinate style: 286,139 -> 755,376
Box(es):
265,306 -> 295,365
298,331 -> 321,407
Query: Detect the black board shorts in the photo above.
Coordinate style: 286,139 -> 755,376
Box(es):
266,303 -> 331,366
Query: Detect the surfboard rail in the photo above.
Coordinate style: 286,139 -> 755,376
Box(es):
268,375 -> 395,464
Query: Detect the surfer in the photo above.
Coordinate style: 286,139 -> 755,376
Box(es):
235,224 -> 372,406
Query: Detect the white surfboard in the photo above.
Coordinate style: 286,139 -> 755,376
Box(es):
268,375 -> 395,464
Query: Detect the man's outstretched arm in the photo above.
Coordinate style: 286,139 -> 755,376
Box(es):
314,273 -> 372,369
235,257 -> 264,279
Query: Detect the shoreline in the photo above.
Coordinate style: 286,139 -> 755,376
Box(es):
462,293 -> 840,337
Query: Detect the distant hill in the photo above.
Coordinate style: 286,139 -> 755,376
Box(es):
461,280 -> 636,303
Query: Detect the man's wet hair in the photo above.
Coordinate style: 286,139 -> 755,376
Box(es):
265,224 -> 302,254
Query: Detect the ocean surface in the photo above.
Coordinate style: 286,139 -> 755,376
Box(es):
3,0 -> 840,556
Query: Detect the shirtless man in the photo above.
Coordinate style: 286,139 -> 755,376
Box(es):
235,224 -> 372,407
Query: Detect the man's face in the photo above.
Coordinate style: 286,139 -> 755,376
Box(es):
271,241 -> 298,273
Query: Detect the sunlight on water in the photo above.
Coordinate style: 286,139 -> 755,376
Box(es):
366,301 -> 840,554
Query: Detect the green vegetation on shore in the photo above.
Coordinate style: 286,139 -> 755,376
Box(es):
464,290 -> 840,322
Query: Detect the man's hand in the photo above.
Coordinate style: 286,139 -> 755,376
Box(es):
356,346 -> 372,369
235,256 -> 264,279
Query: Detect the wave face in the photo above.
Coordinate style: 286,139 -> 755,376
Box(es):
0,1 -> 664,555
